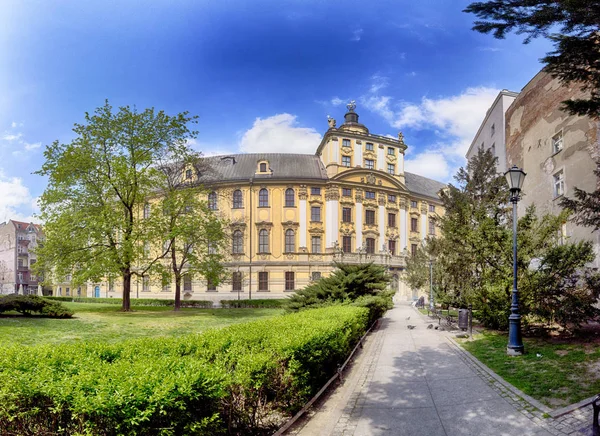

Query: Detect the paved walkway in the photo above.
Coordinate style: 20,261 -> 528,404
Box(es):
288,301 -> 594,436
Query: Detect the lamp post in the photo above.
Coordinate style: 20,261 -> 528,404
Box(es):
429,258 -> 434,311
505,165 -> 526,356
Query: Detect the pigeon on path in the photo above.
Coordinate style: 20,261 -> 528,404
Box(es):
427,324 -> 433,329
407,325 -> 416,330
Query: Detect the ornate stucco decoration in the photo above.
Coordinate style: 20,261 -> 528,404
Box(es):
327,116 -> 337,129
230,221 -> 247,229
378,194 -> 386,206
399,197 -> 407,209
255,221 -> 273,229
298,185 -> 308,200
355,188 -> 364,203
308,225 -> 324,234
325,186 -> 340,201
420,203 -> 428,214
281,221 -> 299,229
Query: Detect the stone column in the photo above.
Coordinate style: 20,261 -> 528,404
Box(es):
355,189 -> 363,248
421,202 -> 427,241
399,151 -> 405,174
377,145 -> 385,170
299,186 -> 308,249
400,197 -> 407,251
354,140 -> 362,167
325,186 -> 339,248
378,194 -> 386,252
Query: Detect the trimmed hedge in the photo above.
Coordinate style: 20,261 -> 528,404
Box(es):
45,296 -> 214,308
220,298 -> 285,309
0,305 -> 370,435
0,294 -> 73,318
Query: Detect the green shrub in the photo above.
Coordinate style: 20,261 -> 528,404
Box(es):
0,294 -> 73,318
0,305 -> 368,435
45,296 -> 214,308
220,299 -> 284,309
352,290 -> 395,325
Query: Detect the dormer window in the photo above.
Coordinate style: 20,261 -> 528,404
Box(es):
257,160 -> 270,174
260,163 -> 267,172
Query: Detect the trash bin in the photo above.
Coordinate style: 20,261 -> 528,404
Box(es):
458,309 -> 469,331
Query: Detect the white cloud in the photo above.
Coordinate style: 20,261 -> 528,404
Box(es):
2,132 -> 22,141
240,114 -> 322,154
330,97 -> 345,106
351,28 -> 363,41
361,84 -> 500,182
369,74 -> 389,93
24,141 -> 41,150
405,151 -> 452,180
10,122 -> 16,128
0,170 -> 36,222
406,71 -> 417,77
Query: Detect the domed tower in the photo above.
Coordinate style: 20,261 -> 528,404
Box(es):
316,101 -> 406,184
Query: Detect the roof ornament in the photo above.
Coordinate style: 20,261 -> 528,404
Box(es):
346,100 -> 356,112
327,115 -> 336,129
397,131 -> 405,144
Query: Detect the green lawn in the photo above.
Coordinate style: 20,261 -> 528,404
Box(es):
0,302 -> 284,346
460,331 -> 600,408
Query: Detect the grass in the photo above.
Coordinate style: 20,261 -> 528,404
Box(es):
460,331 -> 600,408
0,302 -> 284,346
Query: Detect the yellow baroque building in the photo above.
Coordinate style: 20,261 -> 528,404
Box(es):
61,103 -> 445,302
194,102 -> 445,302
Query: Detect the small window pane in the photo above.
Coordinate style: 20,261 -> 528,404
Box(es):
285,272 -> 295,291
388,147 -> 395,155
365,159 -> 374,169
342,236 -> 352,253
366,238 -> 375,254
342,139 -> 351,147
311,187 -> 321,195
285,188 -> 295,207
388,163 -> 395,175
342,156 -> 351,167
388,213 -> 396,227
365,191 -> 375,199
365,210 -> 375,225
342,207 -> 352,223
311,236 -> 321,253
258,272 -> 268,291
311,206 -> 321,222
208,192 -> 218,210
232,272 -> 242,291
366,142 -> 374,151
233,190 -> 243,208
285,229 -> 295,253
259,229 -> 269,253
259,189 -> 269,207
342,188 -> 352,197
232,230 -> 243,254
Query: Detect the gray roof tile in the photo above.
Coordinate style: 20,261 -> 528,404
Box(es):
404,171 -> 446,200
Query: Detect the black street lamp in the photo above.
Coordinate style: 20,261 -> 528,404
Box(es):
429,258 -> 434,311
505,165 -> 526,356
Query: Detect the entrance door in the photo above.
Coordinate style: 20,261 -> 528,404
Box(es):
94,286 -> 100,298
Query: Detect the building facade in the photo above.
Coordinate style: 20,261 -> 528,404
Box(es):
76,103 -> 446,302
0,220 -> 43,294
505,70 -> 600,266
466,89 -> 518,172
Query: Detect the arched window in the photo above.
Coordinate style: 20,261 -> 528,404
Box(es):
285,229 -> 295,253
259,188 -> 269,207
208,192 -> 218,210
285,188 -> 295,207
258,229 -> 269,253
233,189 -> 243,209
232,230 -> 243,254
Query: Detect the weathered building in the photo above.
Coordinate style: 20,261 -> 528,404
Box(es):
466,89 -> 518,173
0,220 -> 43,294
505,70 -> 600,266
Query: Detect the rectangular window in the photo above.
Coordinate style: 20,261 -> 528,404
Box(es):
232,272 -> 242,291
429,204 -> 435,212
66,287 -> 70,297
366,142 -> 374,151
207,278 -> 216,291
554,170 -> 565,198
366,238 -> 375,254
365,210 -> 375,225
183,274 -> 192,292
311,206 -> 321,222
312,271 -> 322,281
285,272 -> 295,291
388,240 -> 396,256
387,163 -> 395,175
411,217 -> 418,232
186,169 -> 192,179
18,258 -> 23,268
342,207 -> 352,223
258,272 -> 268,291
311,187 -> 321,195
553,131 -> 563,154
365,191 -> 375,199
142,276 -> 150,292
143,203 -> 151,219
342,139 -> 351,147
342,188 -> 352,197
388,194 -> 396,202
365,159 -> 374,169
342,236 -> 352,253
388,147 -> 395,155
411,200 -> 418,208
388,213 -> 396,227
311,236 -> 322,253
491,123 -> 495,137
429,220 -> 436,235
342,155 -> 351,167
411,244 -> 418,257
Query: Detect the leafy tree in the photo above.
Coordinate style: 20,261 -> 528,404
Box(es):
559,163 -> 600,231
36,101 -> 199,311
141,157 -> 228,310
464,1 -> 600,117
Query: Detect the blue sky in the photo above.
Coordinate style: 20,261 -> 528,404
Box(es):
0,0 -> 552,221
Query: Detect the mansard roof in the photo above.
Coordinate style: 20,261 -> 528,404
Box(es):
200,153 -> 328,183
404,172 -> 446,200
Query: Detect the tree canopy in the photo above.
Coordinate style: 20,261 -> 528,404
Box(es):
35,101 -> 202,311
464,1 -> 600,117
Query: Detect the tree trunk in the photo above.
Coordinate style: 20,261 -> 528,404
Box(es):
174,271 -> 181,311
122,268 -> 132,311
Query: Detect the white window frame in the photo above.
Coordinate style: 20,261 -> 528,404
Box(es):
553,169 -> 565,198
552,131 -> 563,154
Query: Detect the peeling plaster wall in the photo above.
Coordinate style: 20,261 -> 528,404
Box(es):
505,70 -> 600,266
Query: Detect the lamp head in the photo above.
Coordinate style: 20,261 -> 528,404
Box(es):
504,165 -> 526,195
